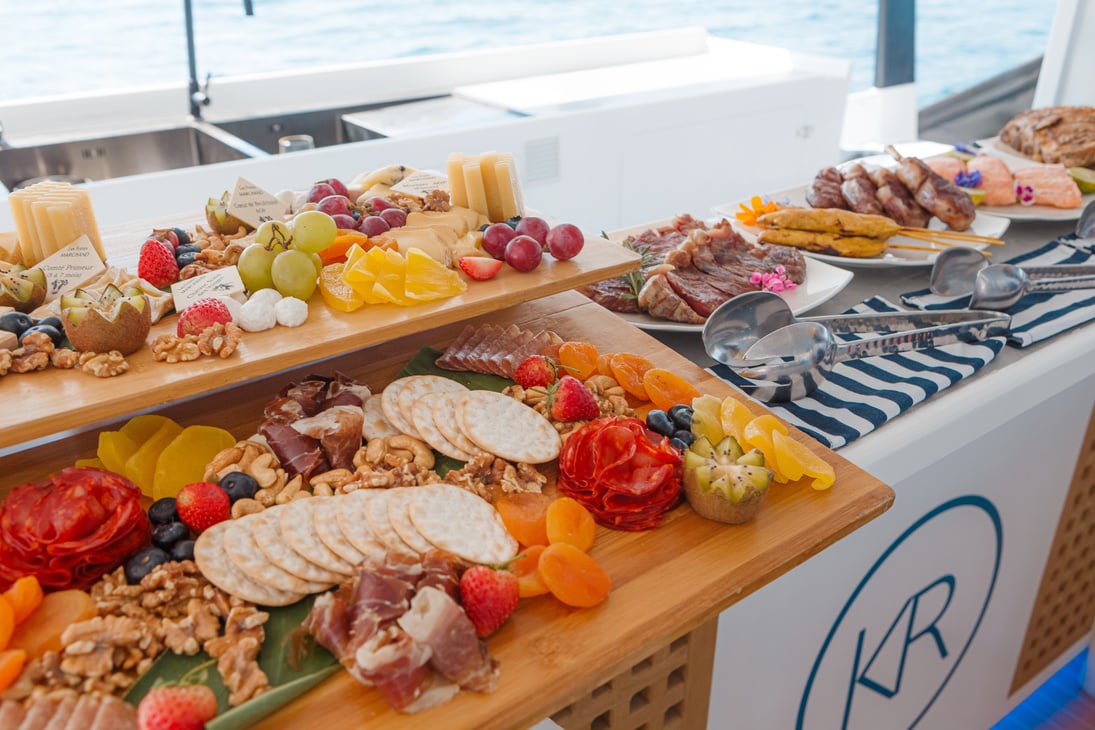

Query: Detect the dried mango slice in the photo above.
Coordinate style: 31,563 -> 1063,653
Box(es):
152,425 -> 237,500
123,420 -> 183,496
742,414 -> 789,483
96,430 -> 137,475
320,263 -> 366,312
772,430 -> 835,490
404,248 -> 467,302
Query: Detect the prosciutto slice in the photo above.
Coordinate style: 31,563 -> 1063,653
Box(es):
291,406 -> 366,471
399,587 -> 499,692
355,625 -> 437,712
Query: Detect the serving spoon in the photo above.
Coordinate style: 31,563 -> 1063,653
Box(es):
969,264 -> 1095,310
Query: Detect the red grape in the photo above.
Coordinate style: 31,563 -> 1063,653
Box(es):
324,178 -> 349,198
379,208 -> 407,228
307,182 -> 336,203
363,196 -> 393,213
358,215 -> 391,236
515,217 -> 550,247
504,235 -> 542,272
331,213 -> 358,230
482,223 -> 517,259
546,223 -> 584,260
316,195 -> 353,218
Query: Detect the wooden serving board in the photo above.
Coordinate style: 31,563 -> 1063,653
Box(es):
1,291 -> 894,728
0,219 -> 638,451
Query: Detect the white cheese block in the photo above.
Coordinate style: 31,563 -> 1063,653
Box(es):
493,153 -> 525,221
446,153 -> 468,208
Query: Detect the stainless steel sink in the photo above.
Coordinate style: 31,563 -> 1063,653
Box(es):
0,121 -> 267,190
212,102 -> 403,154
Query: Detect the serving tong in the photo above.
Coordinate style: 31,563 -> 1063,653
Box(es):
702,291 -> 1010,402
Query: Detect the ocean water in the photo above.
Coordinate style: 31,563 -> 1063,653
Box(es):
0,1 -> 1053,107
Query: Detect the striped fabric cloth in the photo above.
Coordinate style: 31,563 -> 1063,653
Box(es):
707,296 -> 1006,450
901,235 -> 1095,347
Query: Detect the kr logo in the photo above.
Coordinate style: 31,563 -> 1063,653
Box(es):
797,496 -> 1003,729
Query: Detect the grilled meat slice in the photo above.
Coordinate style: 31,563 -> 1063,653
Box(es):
840,164 -> 886,215
868,167 -> 931,227
805,166 -> 847,209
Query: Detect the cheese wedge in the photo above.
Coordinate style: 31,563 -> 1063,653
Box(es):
462,161 -> 490,222
447,151 -> 525,223
7,181 -> 105,265
446,153 -> 468,208
494,153 -> 525,221
477,151 -> 503,222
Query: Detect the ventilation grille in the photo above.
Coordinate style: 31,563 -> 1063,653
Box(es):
1010,401 -> 1095,694
524,136 -> 561,183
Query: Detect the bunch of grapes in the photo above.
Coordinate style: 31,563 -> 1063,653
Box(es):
237,210 -> 337,300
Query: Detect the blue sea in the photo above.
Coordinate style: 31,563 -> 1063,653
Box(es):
0,1 -> 1053,107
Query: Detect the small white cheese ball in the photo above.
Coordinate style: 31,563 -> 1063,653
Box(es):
216,295 -> 243,322
275,297 -> 309,327
247,288 -> 283,308
238,297 -> 277,332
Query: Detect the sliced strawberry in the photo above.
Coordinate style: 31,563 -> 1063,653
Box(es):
459,256 -> 504,281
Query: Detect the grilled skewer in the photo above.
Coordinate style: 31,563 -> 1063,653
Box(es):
887,146 -> 977,230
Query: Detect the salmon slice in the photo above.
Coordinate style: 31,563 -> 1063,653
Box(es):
1013,165 -> 1083,208
926,157 -> 965,183
967,156 -> 1016,205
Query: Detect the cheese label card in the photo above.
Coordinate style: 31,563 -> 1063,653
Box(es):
171,266 -> 246,312
35,235 -> 107,302
391,170 -> 450,198
228,177 -> 285,228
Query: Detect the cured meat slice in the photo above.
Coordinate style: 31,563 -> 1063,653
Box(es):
0,701 -> 26,729
355,625 -> 437,712
88,694 -> 138,730
291,405 -> 365,471
258,421 -> 328,481
399,586 -> 499,692
416,550 -> 460,600
637,274 -> 705,324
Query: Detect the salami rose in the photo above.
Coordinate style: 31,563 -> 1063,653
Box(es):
0,467 -> 151,591
557,417 -> 683,531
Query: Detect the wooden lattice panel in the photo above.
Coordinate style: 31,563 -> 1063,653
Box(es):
1010,400 -> 1095,694
552,618 -> 718,730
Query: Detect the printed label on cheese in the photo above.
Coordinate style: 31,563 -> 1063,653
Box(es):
228,178 -> 285,228
171,266 -> 246,311
35,235 -> 106,302
390,169 -> 450,198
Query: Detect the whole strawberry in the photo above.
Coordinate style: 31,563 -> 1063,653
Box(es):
460,565 -> 519,637
175,482 -> 230,533
514,354 -> 556,389
549,375 -> 600,422
177,298 -> 233,337
137,684 -> 218,730
138,238 -> 180,289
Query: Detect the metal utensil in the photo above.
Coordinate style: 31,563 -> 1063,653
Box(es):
702,290 -> 1008,365
1077,199 -> 1095,241
929,246 -> 1095,297
969,264 -> 1095,309
732,311 -> 1010,402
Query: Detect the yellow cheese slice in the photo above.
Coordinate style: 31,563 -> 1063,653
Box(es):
7,182 -> 105,265
388,227 -> 456,267
405,210 -> 484,237
0,231 -> 19,263
477,151 -> 503,222
446,153 -> 468,208
494,153 -> 525,222
462,161 -> 490,221
31,199 -> 59,262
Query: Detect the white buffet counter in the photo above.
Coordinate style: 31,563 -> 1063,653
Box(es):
652,216 -> 1095,728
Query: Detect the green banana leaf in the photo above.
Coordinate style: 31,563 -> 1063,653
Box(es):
124,595 -> 340,727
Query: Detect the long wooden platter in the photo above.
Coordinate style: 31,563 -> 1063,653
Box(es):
0,220 -> 638,451
1,290 -> 893,728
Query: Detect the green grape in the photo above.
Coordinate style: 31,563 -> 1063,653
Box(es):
308,252 -> 323,276
254,220 -> 291,249
290,210 -> 337,254
271,249 -> 319,300
237,243 -> 278,292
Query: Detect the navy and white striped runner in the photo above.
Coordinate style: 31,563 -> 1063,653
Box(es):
901,235 -> 1095,347
707,296 -> 1006,450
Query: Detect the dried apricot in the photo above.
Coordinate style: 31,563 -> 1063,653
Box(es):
772,431 -> 836,490
545,497 -> 596,552
0,596 -> 12,651
8,589 -> 96,660
495,492 -> 553,547
609,353 -> 654,401
596,353 -> 615,377
0,649 -> 26,694
538,543 -> 612,608
3,576 -> 43,625
512,545 -> 550,598
558,341 -> 600,380
642,368 -> 701,411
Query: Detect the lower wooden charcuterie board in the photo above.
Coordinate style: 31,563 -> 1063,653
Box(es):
0,290 -> 894,729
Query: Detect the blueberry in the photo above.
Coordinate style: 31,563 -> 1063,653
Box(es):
669,437 -> 688,452
174,243 -> 201,258
152,521 -> 189,550
148,497 -> 179,525
175,251 -> 198,268
219,471 -> 259,503
170,539 -> 196,562
477,223 -> 490,232
505,216 -> 523,229
0,312 -> 33,336
124,546 -> 170,584
172,227 -> 191,246
19,324 -> 62,346
671,429 -> 695,447
645,409 -> 674,437
36,315 -> 63,331
668,404 -> 693,430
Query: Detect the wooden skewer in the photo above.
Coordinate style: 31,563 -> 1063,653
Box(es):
886,242 -> 992,256
901,227 -> 1005,245
900,230 -> 1004,248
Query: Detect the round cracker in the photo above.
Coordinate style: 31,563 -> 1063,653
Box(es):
194,521 -> 305,607
434,392 -> 484,456
396,376 -> 467,439
224,514 -> 332,594
363,488 -> 418,556
386,487 -> 437,554
457,391 -> 561,463
381,378 -> 419,437
362,395 -> 401,441
335,491 -> 389,559
408,484 -> 518,564
313,496 -> 369,567
252,505 -> 346,583
411,396 -> 475,461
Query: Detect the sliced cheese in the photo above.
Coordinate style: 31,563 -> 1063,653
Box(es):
494,153 -> 525,221
388,227 -> 455,268
0,231 -> 19,263
462,161 -> 490,222
446,153 -> 468,208
405,209 -> 484,237
477,151 -> 503,222
7,182 -> 105,265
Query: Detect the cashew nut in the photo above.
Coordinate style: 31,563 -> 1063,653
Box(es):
388,435 -> 435,470
364,439 -> 387,465
352,446 -> 370,469
275,474 -> 305,505
312,482 -> 335,498
250,453 -> 279,488
231,499 -> 265,518
310,468 -> 353,488
205,446 -> 244,481
254,487 -> 278,507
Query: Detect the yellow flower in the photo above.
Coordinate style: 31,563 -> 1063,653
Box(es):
735,195 -> 780,227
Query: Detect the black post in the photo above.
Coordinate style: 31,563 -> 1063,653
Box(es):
184,0 -> 201,118
876,0 -> 915,87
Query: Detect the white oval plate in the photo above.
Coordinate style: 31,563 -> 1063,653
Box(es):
968,136 -> 1094,222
